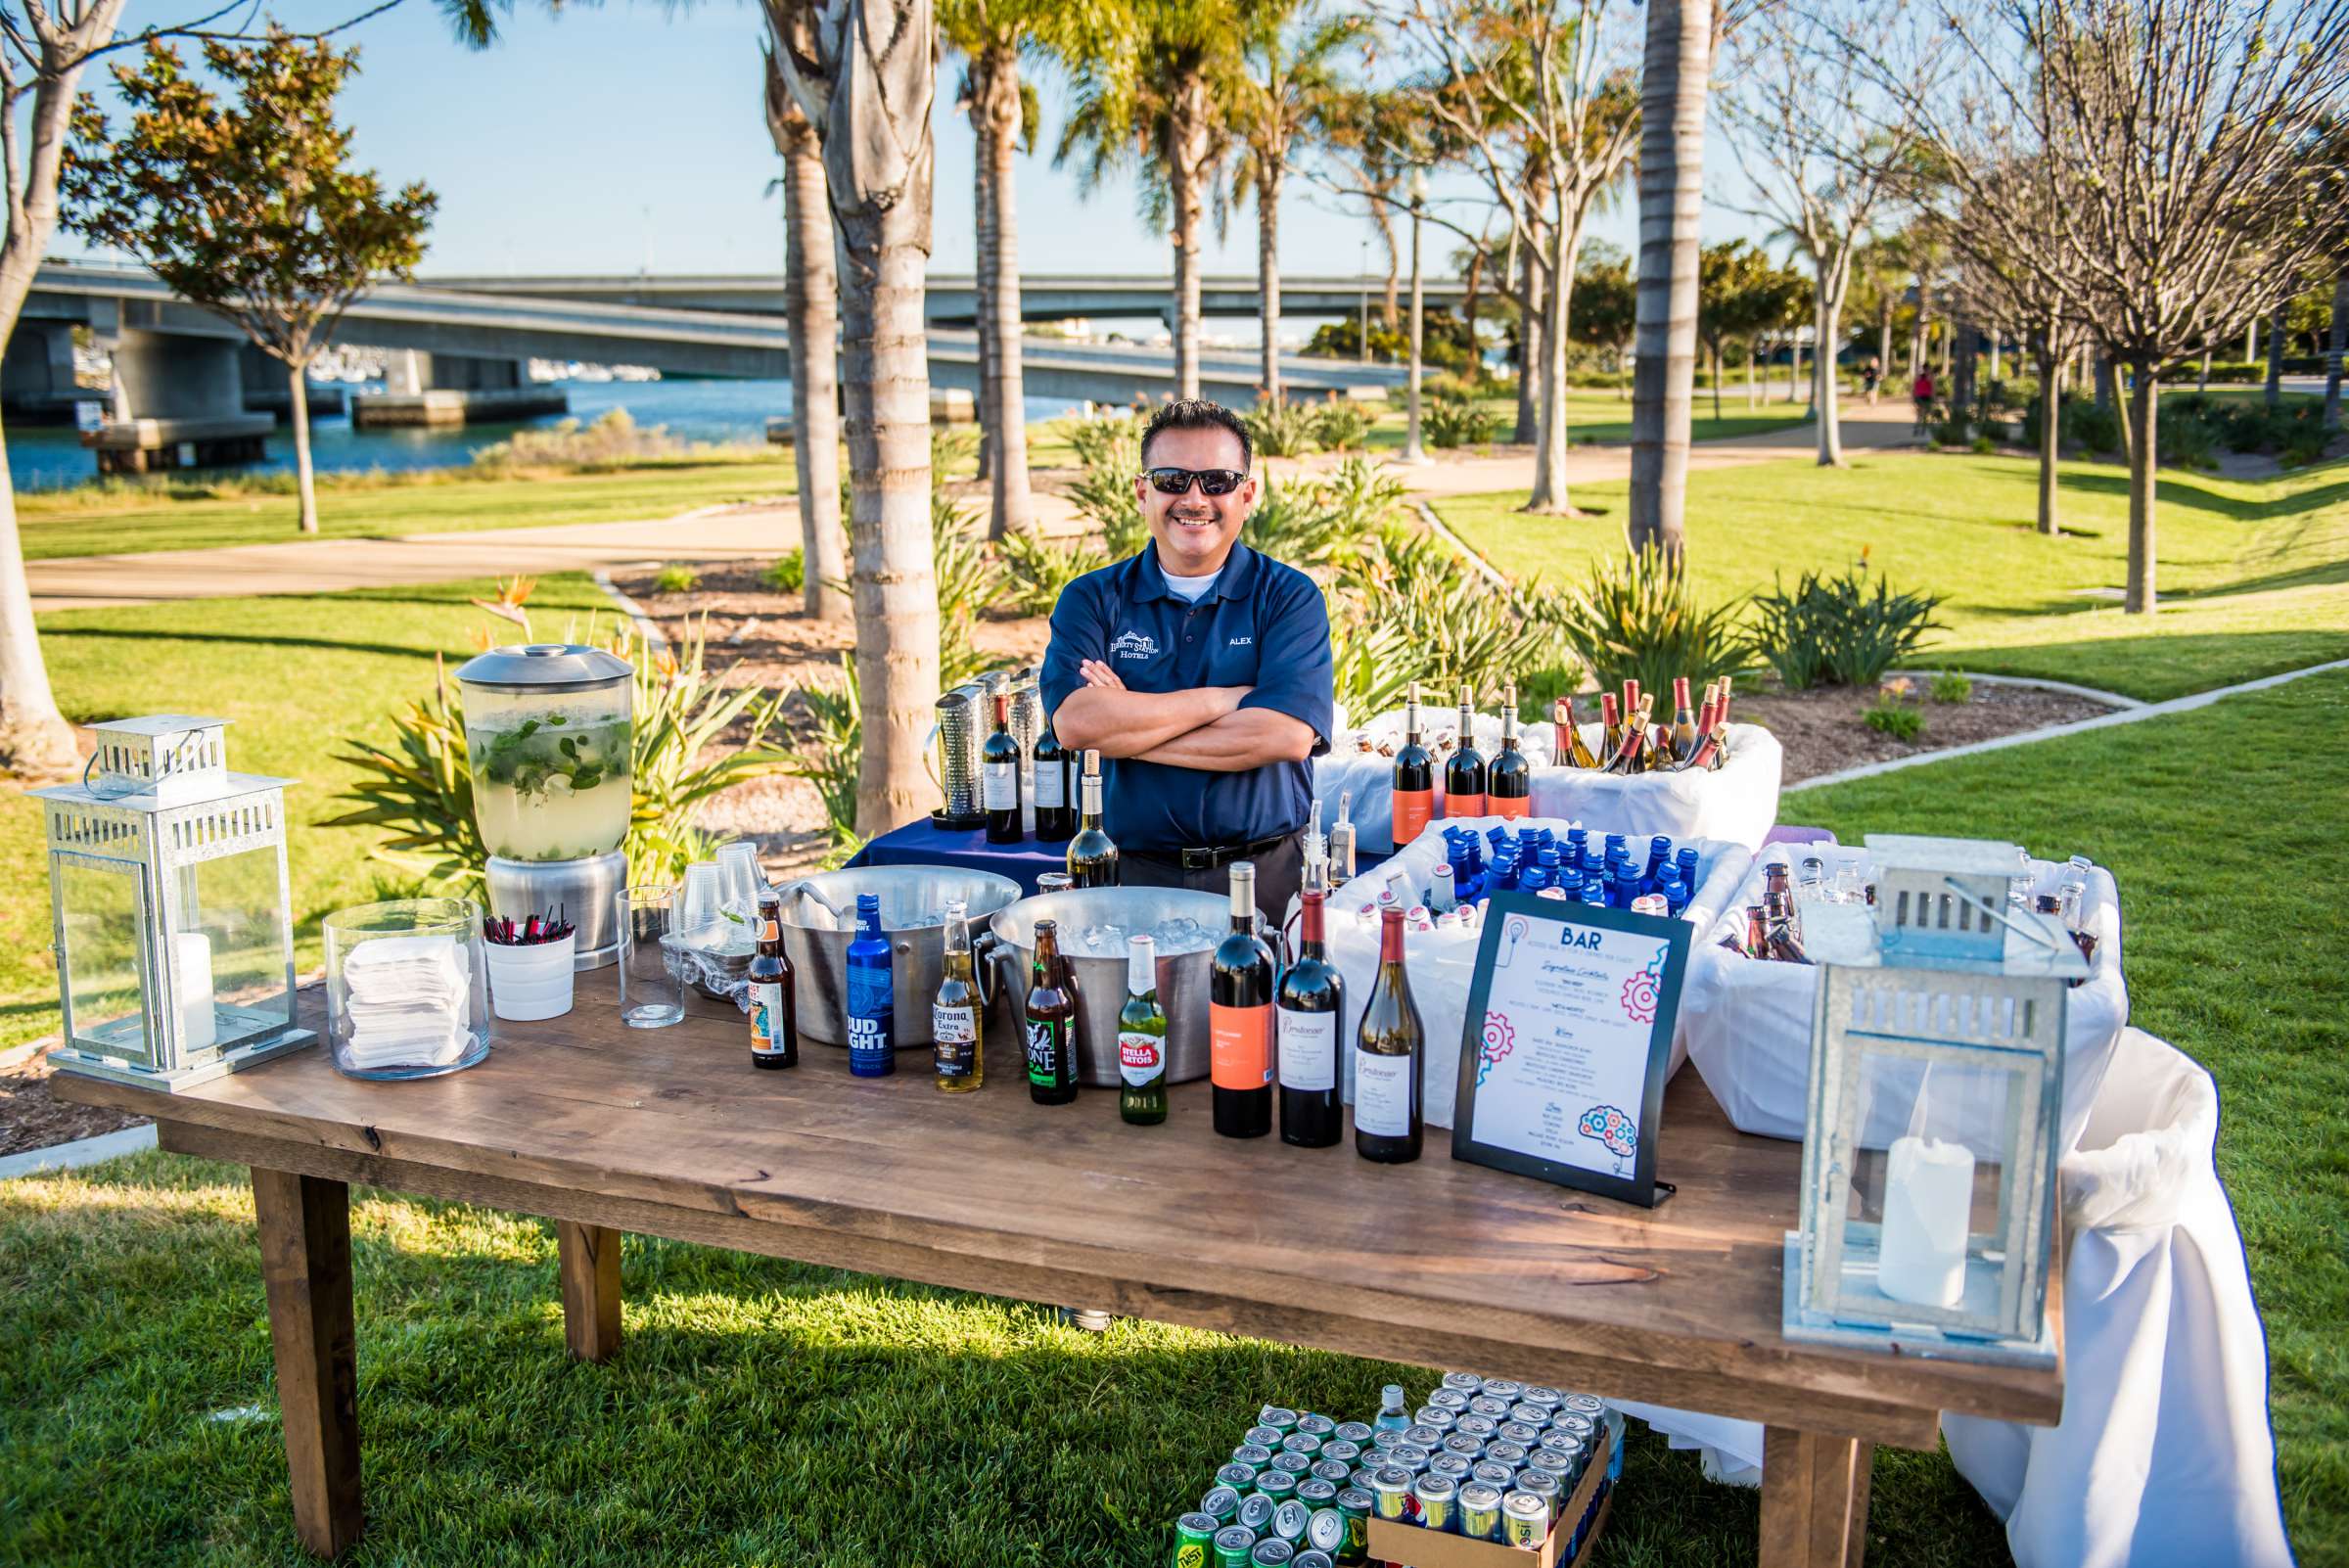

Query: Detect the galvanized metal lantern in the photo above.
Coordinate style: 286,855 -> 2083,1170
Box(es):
34,715 -> 312,1090
1783,834 -> 2088,1366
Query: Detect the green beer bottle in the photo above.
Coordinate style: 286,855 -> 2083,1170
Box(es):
1119,934 -> 1169,1124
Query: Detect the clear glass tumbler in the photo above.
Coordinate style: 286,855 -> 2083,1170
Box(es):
618,884 -> 685,1029
324,898 -> 491,1080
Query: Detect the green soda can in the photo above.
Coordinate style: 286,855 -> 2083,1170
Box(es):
1332,1421 -> 1373,1445
1248,1541 -> 1295,1567
1256,1469 -> 1299,1505
1304,1505 -> 1348,1557
1233,1445 -> 1276,1468
1218,1464 -> 1258,1493
1296,1412 -> 1336,1437
1319,1440 -> 1361,1467
1213,1524 -> 1259,1568
1259,1407 -> 1300,1436
1309,1459 -> 1350,1487
1237,1495 -> 1275,1534
1270,1499 -> 1311,1544
1174,1511 -> 1221,1568
1268,1453 -> 1311,1477
1200,1486 -> 1242,1525
1281,1432 -> 1323,1457
1347,1467 -> 1380,1496
1335,1487 -> 1373,1566
1244,1425 -> 1286,1451
1294,1553 -> 1336,1568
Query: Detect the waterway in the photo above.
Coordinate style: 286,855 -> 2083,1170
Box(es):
5,378 -> 1089,493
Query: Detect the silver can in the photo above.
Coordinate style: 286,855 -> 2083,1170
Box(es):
1480,1378 -> 1525,1402
1454,1412 -> 1498,1440
1429,1453 -> 1473,1483
1496,1419 -> 1543,1447
1470,1459 -> 1516,1491
1426,1387 -> 1471,1413
1410,1473 -> 1458,1535
1441,1432 -> 1483,1459
1441,1371 -> 1485,1396
1485,1440 -> 1529,1468
1402,1423 -> 1445,1450
1520,1385 -> 1565,1411
1501,1490 -> 1549,1546
1559,1393 -> 1606,1423
1319,1440 -> 1360,1467
1508,1403 -> 1553,1428
1467,1395 -> 1511,1419
1458,1480 -> 1506,1543
1332,1421 -> 1373,1444
1515,1467 -> 1564,1516
1412,1407 -> 1458,1433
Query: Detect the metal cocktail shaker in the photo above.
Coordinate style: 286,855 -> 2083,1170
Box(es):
928,681 -> 988,829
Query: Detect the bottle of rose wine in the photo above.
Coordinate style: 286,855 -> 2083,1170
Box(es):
1353,906 -> 1424,1164
1671,676 -> 1699,763
1555,694 -> 1599,768
1598,691 -> 1623,765
1391,682 -> 1435,847
1444,685 -> 1487,817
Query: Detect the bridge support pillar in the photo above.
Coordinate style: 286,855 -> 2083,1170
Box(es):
354,348 -> 566,427
1,319 -> 96,425
240,344 -> 345,421
84,327 -> 274,475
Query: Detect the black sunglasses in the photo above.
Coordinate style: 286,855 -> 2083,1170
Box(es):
1142,466 -> 1249,496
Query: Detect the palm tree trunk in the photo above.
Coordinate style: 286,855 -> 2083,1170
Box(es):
1460,247 -> 1483,385
1526,211 -> 1576,513
289,360 -> 320,533
1258,162 -> 1282,405
0,8 -> 123,776
1627,0 -> 1710,560
2326,272 -> 2346,432
2036,340 -> 2060,537
1167,74 -> 1209,403
1514,235 -> 1543,443
973,151 -> 995,484
1376,208 -> 1400,334
1875,292 -> 1892,404
779,115 -> 849,623
2124,364 -> 2157,614
978,43 -> 1033,537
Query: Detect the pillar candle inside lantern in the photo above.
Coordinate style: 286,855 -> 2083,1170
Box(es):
175,931 -> 217,1050
1877,1133 -> 1974,1308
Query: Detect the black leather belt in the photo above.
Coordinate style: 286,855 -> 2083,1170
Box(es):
1129,830 -> 1298,872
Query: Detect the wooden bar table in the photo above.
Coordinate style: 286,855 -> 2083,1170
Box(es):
58,974 -> 2059,1565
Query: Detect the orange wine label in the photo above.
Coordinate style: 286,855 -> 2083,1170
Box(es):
1210,1002 -> 1272,1090
1489,793 -> 1532,819
1445,792 -> 1486,818
1393,789 -> 1434,845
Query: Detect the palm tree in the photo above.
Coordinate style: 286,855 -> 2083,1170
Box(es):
1059,0 -> 1239,403
760,16 -> 850,622
773,0 -> 945,831
944,0 -> 1110,537
1626,0 -> 1712,558
1225,0 -> 1359,405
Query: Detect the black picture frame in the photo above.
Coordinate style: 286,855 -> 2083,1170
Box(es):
1451,892 -> 1689,1208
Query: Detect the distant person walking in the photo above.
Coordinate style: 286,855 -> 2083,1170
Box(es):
1863,357 -> 1882,405
1911,369 -> 1936,434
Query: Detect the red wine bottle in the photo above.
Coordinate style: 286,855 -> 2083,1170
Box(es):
1277,889 -> 1344,1148
1210,860 -> 1275,1138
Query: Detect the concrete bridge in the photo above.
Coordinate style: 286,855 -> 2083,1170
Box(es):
419,270 -> 1468,327
7,259 -> 1410,470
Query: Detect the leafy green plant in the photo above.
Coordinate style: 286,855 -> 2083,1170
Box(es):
997,529 -> 1108,618
766,548 -> 805,594
1543,546 -> 1753,700
1929,670 -> 1973,704
780,652 -> 863,869
1863,688 -> 1926,740
1340,524 -> 1572,696
328,620 -> 794,893
932,505 -> 1010,688
1241,399 -> 1321,458
1063,414 -> 1149,558
1243,458 -> 1405,572
1311,396 -> 1375,453
1424,395 -> 1497,449
1750,564 -> 1945,690
653,563 -> 700,594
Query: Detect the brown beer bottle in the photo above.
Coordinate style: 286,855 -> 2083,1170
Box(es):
748,888 -> 797,1070
1024,919 -> 1080,1105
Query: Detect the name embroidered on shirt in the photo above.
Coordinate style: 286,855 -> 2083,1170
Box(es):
1110,630 -> 1159,661
1228,636 -> 1253,646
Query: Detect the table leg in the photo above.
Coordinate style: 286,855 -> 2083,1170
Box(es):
252,1168 -> 362,1558
556,1221 -> 622,1362
1760,1426 -> 1873,1568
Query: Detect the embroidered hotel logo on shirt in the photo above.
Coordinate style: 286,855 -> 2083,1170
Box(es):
1110,629 -> 1159,661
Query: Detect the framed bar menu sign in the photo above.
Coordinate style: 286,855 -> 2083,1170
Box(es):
1451,892 -> 1689,1208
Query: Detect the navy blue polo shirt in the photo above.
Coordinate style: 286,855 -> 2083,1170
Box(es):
1040,541 -> 1333,853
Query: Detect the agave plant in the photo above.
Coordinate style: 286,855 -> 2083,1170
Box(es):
1063,414 -> 1148,558
1543,546 -> 1755,699
323,652 -> 484,890
997,528 -> 1109,618
779,652 -> 863,869
1340,524 -> 1572,696
1241,398 -> 1322,458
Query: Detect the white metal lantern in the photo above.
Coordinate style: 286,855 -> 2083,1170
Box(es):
34,715 -> 313,1090
1783,834 -> 2088,1366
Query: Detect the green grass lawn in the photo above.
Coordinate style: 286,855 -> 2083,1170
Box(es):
0,576 -> 614,1049
1355,391 -> 1815,453
4,673 -> 2342,1565
14,459 -> 800,560
1434,451 -> 2349,701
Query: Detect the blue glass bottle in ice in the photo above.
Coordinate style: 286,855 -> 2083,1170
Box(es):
1677,847 -> 1700,900
1657,863 -> 1689,918
1642,835 -> 1673,895
846,893 -> 896,1077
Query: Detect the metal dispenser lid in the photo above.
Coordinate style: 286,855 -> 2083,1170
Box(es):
454,642 -> 631,692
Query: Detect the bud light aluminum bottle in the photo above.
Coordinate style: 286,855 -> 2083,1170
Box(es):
846,893 -> 895,1076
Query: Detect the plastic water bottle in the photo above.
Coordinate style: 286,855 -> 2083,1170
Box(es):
846,893 -> 896,1078
1375,1383 -> 1412,1433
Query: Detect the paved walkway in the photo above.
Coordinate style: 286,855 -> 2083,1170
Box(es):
26,397 -> 1917,612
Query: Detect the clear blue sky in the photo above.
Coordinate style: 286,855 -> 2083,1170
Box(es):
55,0 -> 1766,282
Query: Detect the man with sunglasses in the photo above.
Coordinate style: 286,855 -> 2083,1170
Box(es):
1040,397 -> 1333,926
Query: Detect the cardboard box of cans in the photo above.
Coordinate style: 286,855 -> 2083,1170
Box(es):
1362,1375 -> 1622,1568
1168,1375 -> 1620,1568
